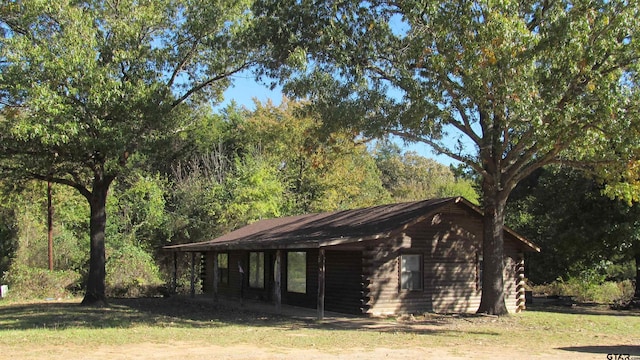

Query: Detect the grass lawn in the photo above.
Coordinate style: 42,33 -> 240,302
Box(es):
0,296 -> 638,359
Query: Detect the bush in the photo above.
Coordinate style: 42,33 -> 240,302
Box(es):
105,243 -> 164,297
2,264 -> 81,300
533,278 -> 635,304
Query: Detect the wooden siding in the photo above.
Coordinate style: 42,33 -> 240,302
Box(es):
325,250 -> 364,315
503,238 -> 523,314
365,203 -> 522,315
201,252 -> 215,294
281,249 -> 363,314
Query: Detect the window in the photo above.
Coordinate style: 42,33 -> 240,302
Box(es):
400,254 -> 422,290
287,252 -> 307,293
217,253 -> 229,285
249,252 -> 265,289
476,252 -> 483,291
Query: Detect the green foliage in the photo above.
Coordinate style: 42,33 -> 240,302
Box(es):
107,170 -> 170,250
310,139 -> 389,211
223,100 -> 391,213
4,181 -> 88,273
532,262 -> 636,304
508,167 -> 640,284
0,0 -> 271,302
257,0 -> 640,183
105,243 -> 163,298
436,180 -> 479,205
143,106 -> 227,176
223,154 -> 285,229
0,174 -> 174,299
0,212 -> 17,277
46,185 -> 89,272
373,141 -> 479,203
604,261 -> 636,282
2,263 -> 81,300
534,278 -> 635,304
163,99 -> 393,250
167,144 -> 233,245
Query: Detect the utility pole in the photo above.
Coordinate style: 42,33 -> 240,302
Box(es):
47,180 -> 53,271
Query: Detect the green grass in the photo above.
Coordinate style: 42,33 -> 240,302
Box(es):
0,297 -> 639,358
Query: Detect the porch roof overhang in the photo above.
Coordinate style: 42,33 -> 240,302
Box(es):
163,197 -> 541,253
163,232 -> 393,252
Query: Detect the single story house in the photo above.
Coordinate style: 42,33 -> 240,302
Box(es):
164,197 -> 540,317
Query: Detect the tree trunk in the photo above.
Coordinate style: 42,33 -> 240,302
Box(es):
81,178 -> 110,307
477,188 -> 509,315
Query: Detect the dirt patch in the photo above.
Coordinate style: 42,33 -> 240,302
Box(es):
3,340 -> 632,360
2,342 -> 462,360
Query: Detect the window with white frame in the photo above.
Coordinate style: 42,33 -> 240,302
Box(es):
400,254 -> 422,290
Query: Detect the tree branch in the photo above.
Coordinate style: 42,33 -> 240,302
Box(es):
507,143 -> 561,191
167,40 -> 200,90
501,126 -> 535,171
30,172 -> 92,199
526,0 -> 553,31
171,62 -> 252,108
389,129 -> 486,177
440,73 -> 482,147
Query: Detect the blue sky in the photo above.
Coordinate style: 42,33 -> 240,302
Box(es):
221,71 -> 460,166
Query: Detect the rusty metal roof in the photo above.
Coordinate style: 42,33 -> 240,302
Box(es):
164,197 -> 540,252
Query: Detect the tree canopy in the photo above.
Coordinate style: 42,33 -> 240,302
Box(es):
254,0 -> 640,314
0,0 -> 268,305
508,167 -> 640,283
373,141 -> 479,203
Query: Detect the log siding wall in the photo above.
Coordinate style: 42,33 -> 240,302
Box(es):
325,250 -> 364,314
365,204 -> 523,316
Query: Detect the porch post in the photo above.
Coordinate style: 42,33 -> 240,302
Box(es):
212,251 -> 219,302
172,252 -> 178,294
317,247 -> 326,320
274,250 -> 282,313
190,252 -> 196,298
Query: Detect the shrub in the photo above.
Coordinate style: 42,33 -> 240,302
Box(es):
105,243 -> 164,297
532,278 -> 635,304
2,263 -> 81,300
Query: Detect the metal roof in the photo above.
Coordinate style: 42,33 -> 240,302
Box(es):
164,197 -> 540,252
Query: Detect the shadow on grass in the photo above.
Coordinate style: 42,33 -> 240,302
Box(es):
0,297 -> 499,338
558,345 -> 640,356
0,297 -> 291,330
526,298 -> 640,317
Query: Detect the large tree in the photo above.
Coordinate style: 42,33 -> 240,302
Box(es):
0,0 -> 266,305
254,0 -> 640,314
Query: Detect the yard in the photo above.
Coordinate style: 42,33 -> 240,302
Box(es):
0,296 -> 638,359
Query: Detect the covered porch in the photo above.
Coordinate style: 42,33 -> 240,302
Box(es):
165,237 -> 373,320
